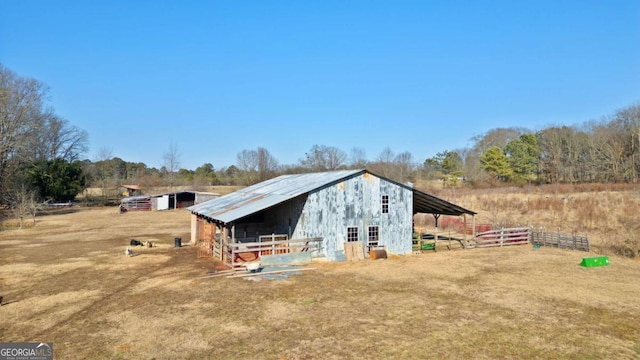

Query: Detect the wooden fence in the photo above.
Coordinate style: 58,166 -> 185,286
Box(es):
531,231 -> 590,252
475,227 -> 530,248
226,237 -> 323,268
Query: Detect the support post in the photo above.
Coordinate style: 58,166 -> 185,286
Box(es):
434,226 -> 438,252
190,213 -> 197,245
472,215 -> 476,237
463,214 -> 467,243
221,224 -> 228,264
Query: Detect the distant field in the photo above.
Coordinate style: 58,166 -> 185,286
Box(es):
1,207 -> 639,359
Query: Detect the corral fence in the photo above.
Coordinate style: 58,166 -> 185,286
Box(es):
438,216 -> 492,235
531,231 -> 590,252
475,227 -> 530,248
227,236 -> 323,268
120,196 -> 151,211
472,226 -> 590,252
197,235 -> 324,267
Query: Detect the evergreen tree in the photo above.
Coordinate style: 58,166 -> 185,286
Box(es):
480,146 -> 512,181
505,133 -> 539,183
27,159 -> 86,202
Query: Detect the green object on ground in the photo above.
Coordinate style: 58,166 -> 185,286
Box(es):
412,242 -> 436,251
532,244 -> 541,249
421,242 -> 435,251
580,256 -> 610,267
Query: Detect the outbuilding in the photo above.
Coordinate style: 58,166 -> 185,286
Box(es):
188,169 -> 475,267
151,191 -> 220,210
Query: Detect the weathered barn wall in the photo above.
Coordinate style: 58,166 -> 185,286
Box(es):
376,174 -> 413,255
290,172 -> 413,259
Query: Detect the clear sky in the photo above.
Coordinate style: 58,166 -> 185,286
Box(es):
2,1 -> 639,170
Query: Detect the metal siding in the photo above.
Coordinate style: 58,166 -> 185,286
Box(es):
271,195 -> 306,237
290,173 -> 413,258
379,178 -> 413,254
293,181 -> 342,259
157,195 -> 169,210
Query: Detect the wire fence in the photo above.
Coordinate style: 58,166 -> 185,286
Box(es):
530,231 -> 590,252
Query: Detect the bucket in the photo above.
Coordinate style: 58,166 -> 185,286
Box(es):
174,237 -> 181,248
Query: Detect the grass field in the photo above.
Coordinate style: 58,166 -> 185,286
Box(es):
1,206 -> 640,359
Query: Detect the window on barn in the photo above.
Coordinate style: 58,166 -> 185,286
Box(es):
368,226 -> 379,249
382,195 -> 389,214
347,227 -> 359,242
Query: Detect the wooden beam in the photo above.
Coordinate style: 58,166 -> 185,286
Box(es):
226,267 -> 316,279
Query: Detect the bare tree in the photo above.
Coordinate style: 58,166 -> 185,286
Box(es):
367,147 -> 396,179
394,151 -> 414,183
614,104 -> 640,182
94,147 -> 113,203
237,149 -> 258,185
41,114 -> 89,161
301,145 -> 346,171
7,184 -> 37,229
163,141 -> 181,189
376,147 -> 395,163
0,64 -> 47,201
237,147 -> 279,184
256,147 -> 279,181
349,147 -> 368,169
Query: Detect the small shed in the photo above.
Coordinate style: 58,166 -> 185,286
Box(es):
152,191 -> 220,211
188,170 -> 475,267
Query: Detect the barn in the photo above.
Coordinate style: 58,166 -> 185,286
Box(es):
187,169 -> 475,267
151,191 -> 220,210
121,191 -> 220,211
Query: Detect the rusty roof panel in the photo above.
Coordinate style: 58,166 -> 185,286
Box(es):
187,169 -> 364,223
187,169 -> 476,224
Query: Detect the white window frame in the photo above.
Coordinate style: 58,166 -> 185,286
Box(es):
368,225 -> 380,250
347,226 -> 359,242
382,195 -> 389,214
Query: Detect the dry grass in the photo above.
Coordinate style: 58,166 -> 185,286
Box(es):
418,184 -> 640,258
1,206 -> 640,359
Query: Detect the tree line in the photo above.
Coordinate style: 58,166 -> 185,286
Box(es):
424,103 -> 640,186
2,62 -> 639,220
1,64 -> 89,226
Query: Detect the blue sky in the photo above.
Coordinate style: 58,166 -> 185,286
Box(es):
2,1 -> 639,170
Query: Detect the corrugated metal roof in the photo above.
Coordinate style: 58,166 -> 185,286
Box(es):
413,190 -> 476,216
149,190 -> 221,197
188,169 -> 364,223
121,195 -> 150,202
188,169 -> 475,223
